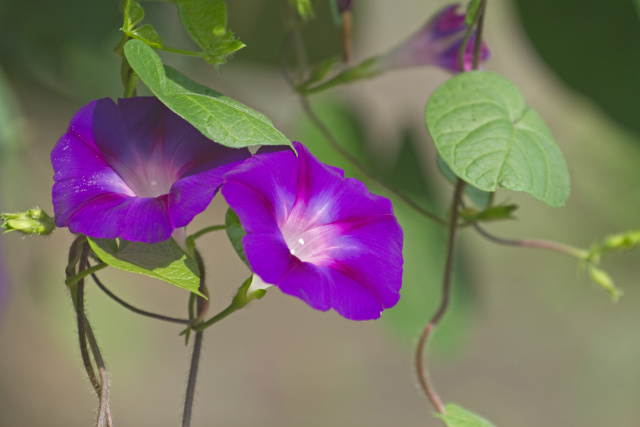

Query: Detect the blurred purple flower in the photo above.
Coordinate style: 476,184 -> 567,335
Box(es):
376,4 -> 490,73
338,0 -> 355,13
222,142 -> 403,320
51,97 -> 250,243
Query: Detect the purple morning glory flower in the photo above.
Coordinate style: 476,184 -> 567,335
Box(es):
51,97 -> 250,243
375,4 -> 490,73
222,142 -> 403,320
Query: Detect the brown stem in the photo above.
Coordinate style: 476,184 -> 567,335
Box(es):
415,179 -> 466,414
84,318 -> 113,427
472,224 -> 588,259
76,247 -> 100,395
72,243 -> 113,426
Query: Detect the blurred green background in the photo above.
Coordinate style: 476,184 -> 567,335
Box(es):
0,0 -> 639,426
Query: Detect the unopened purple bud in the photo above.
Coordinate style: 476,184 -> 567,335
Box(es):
338,0 -> 355,13
375,4 -> 490,73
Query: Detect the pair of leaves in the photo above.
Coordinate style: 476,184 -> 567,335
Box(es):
122,0 -> 243,64
427,71 -> 570,208
124,39 -> 291,149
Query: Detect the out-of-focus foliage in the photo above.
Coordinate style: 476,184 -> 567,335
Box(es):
512,0 -> 640,138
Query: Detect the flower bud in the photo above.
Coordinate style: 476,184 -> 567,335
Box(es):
1,208 -> 55,236
374,4 -> 490,73
587,264 -> 622,302
337,0 -> 355,13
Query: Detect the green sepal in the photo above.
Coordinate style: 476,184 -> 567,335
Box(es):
124,39 -> 292,149
1,208 -> 55,235
585,264 -> 622,302
437,403 -> 497,427
129,24 -> 164,48
87,237 -> 203,296
225,208 -> 249,268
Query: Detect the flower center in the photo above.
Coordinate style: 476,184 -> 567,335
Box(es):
125,159 -> 178,198
280,217 -> 339,265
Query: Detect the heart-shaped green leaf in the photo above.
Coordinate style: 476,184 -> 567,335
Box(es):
124,39 -> 291,149
87,237 -> 202,296
437,404 -> 497,427
426,71 -> 570,207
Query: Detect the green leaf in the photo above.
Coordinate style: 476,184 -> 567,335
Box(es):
124,39 -> 291,149
438,404 -> 497,427
176,0 -> 245,64
130,24 -> 164,48
426,71 -> 570,207
225,208 -> 250,268
87,237 -> 202,296
436,154 -> 491,209
122,0 -> 144,31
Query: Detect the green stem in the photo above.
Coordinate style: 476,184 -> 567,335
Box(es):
66,263 -> 108,287
182,250 -> 208,427
299,58 -> 379,94
185,224 -> 226,259
123,71 -> 139,98
190,224 -> 226,241
191,302 -> 239,331
155,45 -> 205,58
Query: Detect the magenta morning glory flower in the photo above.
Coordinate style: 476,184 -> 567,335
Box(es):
51,97 -> 250,243
222,142 -> 403,320
375,4 -> 490,73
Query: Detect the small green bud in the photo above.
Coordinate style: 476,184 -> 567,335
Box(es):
600,230 -> 640,253
587,264 -> 623,302
1,208 -> 56,236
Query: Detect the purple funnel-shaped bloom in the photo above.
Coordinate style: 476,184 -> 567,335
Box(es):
222,142 -> 403,320
376,4 -> 490,73
52,97 -> 250,243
